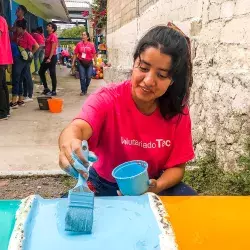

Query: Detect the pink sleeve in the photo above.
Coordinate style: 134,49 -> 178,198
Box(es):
28,34 -> 37,47
74,88 -> 112,150
165,107 -> 195,168
0,18 -> 4,32
50,34 -> 57,43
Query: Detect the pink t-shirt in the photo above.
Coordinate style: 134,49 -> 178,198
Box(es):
0,16 -> 13,65
45,33 -> 58,57
61,50 -> 69,57
75,80 -> 195,182
74,41 -> 96,62
16,31 -> 36,51
32,32 -> 45,45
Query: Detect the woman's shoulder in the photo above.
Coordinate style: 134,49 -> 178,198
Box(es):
97,80 -> 130,96
90,80 -> 130,103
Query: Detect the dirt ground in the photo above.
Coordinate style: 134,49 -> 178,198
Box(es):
0,176 -> 77,200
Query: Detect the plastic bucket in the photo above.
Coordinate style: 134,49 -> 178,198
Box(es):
48,98 -> 63,113
37,96 -> 52,110
112,160 -> 149,196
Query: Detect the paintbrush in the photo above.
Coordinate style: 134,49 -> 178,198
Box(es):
65,141 -> 97,234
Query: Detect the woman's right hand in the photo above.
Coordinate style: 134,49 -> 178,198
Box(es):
59,138 -> 90,179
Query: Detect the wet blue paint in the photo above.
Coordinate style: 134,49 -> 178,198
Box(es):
22,195 -> 161,250
112,161 -> 149,196
0,200 -> 21,250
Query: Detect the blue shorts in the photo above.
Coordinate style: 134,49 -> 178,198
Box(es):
62,167 -> 197,197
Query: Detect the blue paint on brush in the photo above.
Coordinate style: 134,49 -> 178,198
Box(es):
65,141 -> 97,234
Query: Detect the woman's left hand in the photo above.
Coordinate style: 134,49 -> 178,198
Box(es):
147,179 -> 161,194
117,179 -> 161,196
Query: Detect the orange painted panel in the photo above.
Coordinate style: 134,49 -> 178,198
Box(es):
161,196 -> 250,250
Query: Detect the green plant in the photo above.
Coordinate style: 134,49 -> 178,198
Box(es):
184,139 -> 250,195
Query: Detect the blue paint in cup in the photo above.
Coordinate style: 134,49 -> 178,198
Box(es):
112,160 -> 149,196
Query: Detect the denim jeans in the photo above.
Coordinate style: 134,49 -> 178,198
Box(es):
78,61 -> 93,93
62,167 -> 197,197
39,55 -> 57,92
12,57 -> 32,97
23,63 -> 34,98
33,47 -> 45,72
0,67 -> 9,118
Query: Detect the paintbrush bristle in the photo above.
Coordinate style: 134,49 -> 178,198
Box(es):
65,191 -> 94,233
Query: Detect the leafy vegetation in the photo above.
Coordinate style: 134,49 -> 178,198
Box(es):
184,139 -> 250,195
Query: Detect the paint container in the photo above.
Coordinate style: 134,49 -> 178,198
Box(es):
112,160 -> 149,196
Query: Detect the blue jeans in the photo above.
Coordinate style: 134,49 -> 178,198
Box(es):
78,61 -> 93,93
12,57 -> 33,97
33,47 -> 45,72
23,63 -> 34,98
62,167 -> 197,197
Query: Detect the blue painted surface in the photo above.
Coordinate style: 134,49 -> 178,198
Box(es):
23,195 -> 161,250
0,200 -> 21,250
112,161 -> 149,196
10,1 -> 19,25
37,17 -> 43,27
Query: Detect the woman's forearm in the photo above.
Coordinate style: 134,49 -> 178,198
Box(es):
72,54 -> 77,66
58,120 -> 92,150
156,164 -> 186,192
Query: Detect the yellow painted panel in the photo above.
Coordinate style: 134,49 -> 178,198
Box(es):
161,196 -> 250,250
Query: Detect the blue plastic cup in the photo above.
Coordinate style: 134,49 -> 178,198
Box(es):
112,160 -> 149,196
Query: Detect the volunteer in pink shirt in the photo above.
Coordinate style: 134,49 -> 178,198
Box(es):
0,5 -> 13,120
39,22 -> 58,96
10,19 -> 39,109
61,49 -> 70,65
59,25 -> 196,196
72,31 -> 96,96
32,27 -> 45,75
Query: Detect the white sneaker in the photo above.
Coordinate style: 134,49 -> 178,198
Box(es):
23,97 -> 34,103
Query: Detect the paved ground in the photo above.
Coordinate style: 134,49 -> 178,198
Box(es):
0,66 -> 106,175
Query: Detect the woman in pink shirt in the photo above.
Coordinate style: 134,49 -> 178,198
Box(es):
0,3 -> 13,120
10,19 -> 38,108
72,31 -> 96,96
59,24 -> 196,196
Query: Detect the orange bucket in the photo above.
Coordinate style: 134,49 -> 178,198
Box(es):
47,98 -> 64,113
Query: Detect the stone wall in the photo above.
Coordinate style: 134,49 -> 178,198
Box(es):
105,0 -> 250,169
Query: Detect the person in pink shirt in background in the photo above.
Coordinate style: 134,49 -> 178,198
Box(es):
31,27 -> 45,75
10,19 -> 39,109
39,22 -> 58,96
72,31 -> 96,96
61,49 -> 70,65
59,25 -> 197,197
0,2 -> 13,120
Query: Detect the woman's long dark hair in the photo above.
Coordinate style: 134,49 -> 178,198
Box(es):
133,25 -> 193,119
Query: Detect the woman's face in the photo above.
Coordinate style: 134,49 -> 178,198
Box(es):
131,47 -> 173,104
82,32 -> 88,41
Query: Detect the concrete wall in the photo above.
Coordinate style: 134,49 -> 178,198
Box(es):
105,0 -> 250,169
